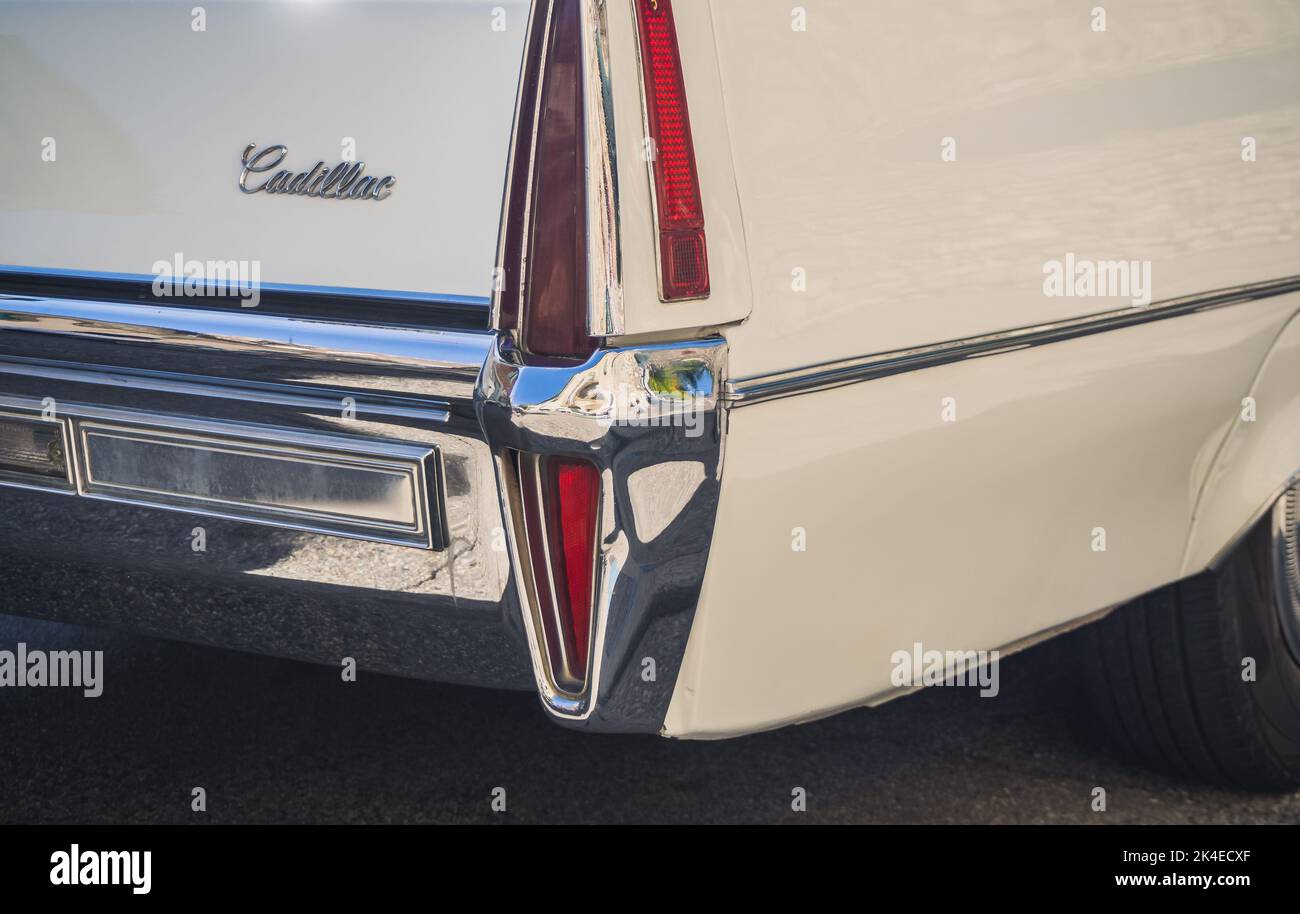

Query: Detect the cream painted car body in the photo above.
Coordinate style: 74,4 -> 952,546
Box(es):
660,0 -> 1300,736
1,0 -> 1297,739
1,0 -> 530,299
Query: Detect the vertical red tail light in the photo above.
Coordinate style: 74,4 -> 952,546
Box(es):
493,0 -> 595,358
495,0 -> 709,347
523,0 -> 591,357
516,453 -> 601,692
634,0 -> 709,301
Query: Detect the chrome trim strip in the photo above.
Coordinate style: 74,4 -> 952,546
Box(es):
726,276 -> 1300,407
582,0 -> 624,337
0,357 -> 450,424
0,264 -> 490,307
0,295 -> 494,375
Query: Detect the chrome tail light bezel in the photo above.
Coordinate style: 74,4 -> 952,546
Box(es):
477,336 -> 726,724
480,0 -> 726,729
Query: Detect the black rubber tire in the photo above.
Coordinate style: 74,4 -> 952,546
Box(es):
1081,515 -> 1300,790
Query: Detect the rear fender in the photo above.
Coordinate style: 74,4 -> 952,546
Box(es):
1184,306 -> 1300,574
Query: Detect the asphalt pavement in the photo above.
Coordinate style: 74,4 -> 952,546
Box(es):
1,613 -> 1297,824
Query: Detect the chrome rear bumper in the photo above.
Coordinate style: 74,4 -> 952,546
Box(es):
0,293 -> 727,732
0,293 -> 530,687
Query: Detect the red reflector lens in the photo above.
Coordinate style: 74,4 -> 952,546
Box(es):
516,453 -> 601,691
635,0 -> 709,301
548,458 -> 600,677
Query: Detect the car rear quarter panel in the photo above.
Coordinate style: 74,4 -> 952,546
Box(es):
662,0 -> 1300,737
667,294 -> 1300,738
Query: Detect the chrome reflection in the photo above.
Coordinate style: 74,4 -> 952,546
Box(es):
79,419 -> 437,549
1273,484 -> 1300,664
0,303 -> 509,608
0,398 -> 443,550
626,460 -> 705,543
0,408 -> 73,489
581,0 -> 623,337
0,295 -> 493,382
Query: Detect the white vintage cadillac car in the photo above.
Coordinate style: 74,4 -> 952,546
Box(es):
1,0 -> 1298,789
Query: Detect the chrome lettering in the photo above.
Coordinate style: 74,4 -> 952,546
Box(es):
238,144 -> 395,201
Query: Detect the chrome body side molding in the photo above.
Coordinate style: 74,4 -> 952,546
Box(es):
726,276 -> 1300,407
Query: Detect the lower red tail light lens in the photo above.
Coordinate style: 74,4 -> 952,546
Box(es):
517,453 -> 601,691
547,458 -> 600,678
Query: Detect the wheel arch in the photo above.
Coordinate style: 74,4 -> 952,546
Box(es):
1184,304 -> 1300,576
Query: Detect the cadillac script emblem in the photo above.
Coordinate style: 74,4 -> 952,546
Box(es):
239,143 -> 396,201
